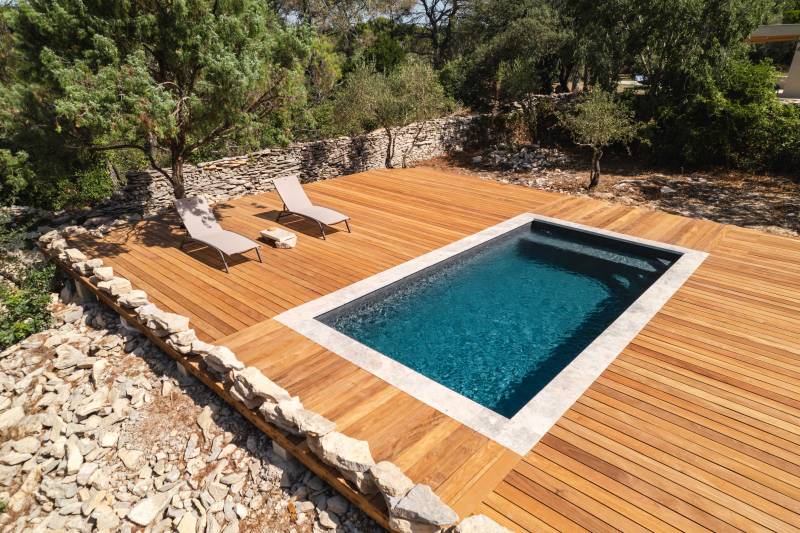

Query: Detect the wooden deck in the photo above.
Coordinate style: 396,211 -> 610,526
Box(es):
65,168 -> 800,531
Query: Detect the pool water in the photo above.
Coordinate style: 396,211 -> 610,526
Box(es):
318,221 -> 680,418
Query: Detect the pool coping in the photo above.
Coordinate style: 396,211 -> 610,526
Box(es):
274,213 -> 709,455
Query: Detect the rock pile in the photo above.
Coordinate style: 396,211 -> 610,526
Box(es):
473,145 -> 570,173
0,298 -> 380,532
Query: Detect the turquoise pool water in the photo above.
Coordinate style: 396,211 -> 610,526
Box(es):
318,221 -> 679,418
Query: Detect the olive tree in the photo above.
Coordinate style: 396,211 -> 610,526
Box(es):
560,90 -> 637,189
334,56 -> 453,167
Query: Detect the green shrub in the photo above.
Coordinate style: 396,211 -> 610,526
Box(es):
0,263 -> 55,350
51,164 -> 116,211
639,59 -> 800,172
0,212 -> 55,350
0,149 -> 35,206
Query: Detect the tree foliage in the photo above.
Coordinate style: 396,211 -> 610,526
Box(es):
11,0 -> 313,198
334,56 -> 454,167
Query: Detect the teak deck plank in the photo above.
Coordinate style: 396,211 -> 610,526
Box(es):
58,167 -> 800,531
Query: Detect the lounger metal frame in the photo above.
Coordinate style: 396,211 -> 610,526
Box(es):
179,236 -> 262,274
276,204 -> 351,240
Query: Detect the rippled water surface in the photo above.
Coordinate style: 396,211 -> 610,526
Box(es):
319,222 -> 678,418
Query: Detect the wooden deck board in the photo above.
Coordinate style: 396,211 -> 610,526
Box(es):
60,167 -> 800,531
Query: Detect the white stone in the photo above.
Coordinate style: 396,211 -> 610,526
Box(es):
196,406 -> 215,441
49,238 -> 67,251
127,491 -> 173,526
53,343 -> 86,369
388,516 -> 439,533
370,461 -> 414,500
7,465 -> 40,513
11,436 -> 40,455
97,277 -> 132,296
99,431 -> 119,448
66,438 -> 83,474
147,311 -> 190,335
38,229 -> 60,244
64,248 -> 87,264
0,406 -> 25,431
177,511 -> 197,533
259,397 -> 303,433
455,514 -> 513,533
118,448 -> 143,469
169,329 -> 197,347
0,451 -> 32,465
93,266 -> 114,281
77,462 -> 99,485
392,484 -> 458,527
117,290 -> 149,309
318,510 -> 340,529
92,504 -> 121,530
307,432 -> 375,475
202,345 -> 244,373
286,408 -> 335,438
232,367 -> 291,403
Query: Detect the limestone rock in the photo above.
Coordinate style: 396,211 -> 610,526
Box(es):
0,451 -> 32,465
177,511 -> 197,533
307,432 -> 375,476
53,344 -> 86,370
136,303 -> 161,321
232,367 -> 291,403
66,438 -> 84,474
127,490 -> 173,526
203,345 -> 244,373
49,238 -> 68,251
38,229 -> 60,245
260,397 -> 303,434
64,248 -> 87,264
392,484 -> 458,527
74,258 -> 104,276
92,504 -> 121,530
370,461 -> 414,500
455,514 -> 513,533
118,448 -> 143,469
117,289 -> 149,309
388,517 -> 440,533
147,311 -> 190,336
169,328 -> 197,347
0,405 -> 25,432
97,277 -> 132,296
93,266 -> 114,282
287,408 -> 335,438
7,465 -> 40,513
11,436 -> 40,455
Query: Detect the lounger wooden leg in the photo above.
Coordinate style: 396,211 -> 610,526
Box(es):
255,247 -> 263,263
318,221 -> 326,240
345,220 -> 351,233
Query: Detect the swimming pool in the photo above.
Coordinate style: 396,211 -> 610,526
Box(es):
276,214 -> 707,453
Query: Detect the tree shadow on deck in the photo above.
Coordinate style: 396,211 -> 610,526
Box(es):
69,204 -> 262,273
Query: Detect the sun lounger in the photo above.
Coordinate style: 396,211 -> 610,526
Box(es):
174,197 -> 262,273
273,176 -> 351,239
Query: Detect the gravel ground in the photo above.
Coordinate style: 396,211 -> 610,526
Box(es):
0,290 -> 382,533
423,148 -> 800,238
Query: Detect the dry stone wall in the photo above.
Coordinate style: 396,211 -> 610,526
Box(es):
113,114 -> 480,216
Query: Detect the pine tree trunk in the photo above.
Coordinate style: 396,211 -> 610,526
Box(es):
171,154 -> 186,199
